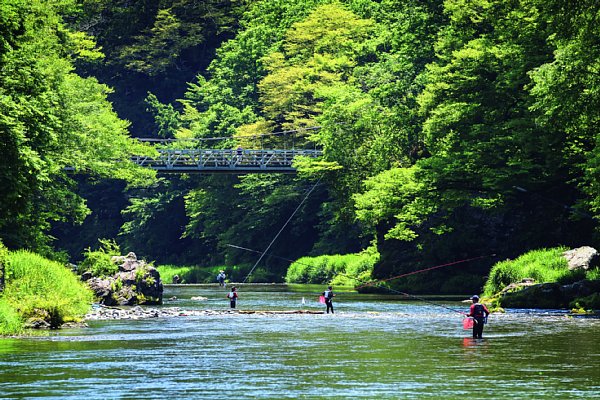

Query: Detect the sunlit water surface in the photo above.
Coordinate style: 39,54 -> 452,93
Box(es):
0,285 -> 599,399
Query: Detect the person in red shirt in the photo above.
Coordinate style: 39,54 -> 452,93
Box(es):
466,295 -> 490,339
227,287 -> 238,309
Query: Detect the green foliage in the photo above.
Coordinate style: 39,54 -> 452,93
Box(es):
0,240 -> 8,292
483,247 -> 574,296
0,250 -> 93,334
586,268 -> 600,281
0,0 -> 156,253
0,299 -> 23,336
79,239 -> 121,277
285,247 -> 378,285
145,93 -> 181,138
156,264 -> 228,284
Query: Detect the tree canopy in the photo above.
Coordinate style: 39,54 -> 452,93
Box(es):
2,0 -> 599,290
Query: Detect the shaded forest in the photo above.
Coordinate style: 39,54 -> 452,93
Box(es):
1,0 -> 599,291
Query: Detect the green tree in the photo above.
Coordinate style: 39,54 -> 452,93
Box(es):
0,0 -> 155,253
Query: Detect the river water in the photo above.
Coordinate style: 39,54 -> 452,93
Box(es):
0,284 -> 599,399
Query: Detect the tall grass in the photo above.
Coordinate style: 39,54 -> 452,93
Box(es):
482,247 -> 584,296
0,251 -> 93,335
285,248 -> 378,285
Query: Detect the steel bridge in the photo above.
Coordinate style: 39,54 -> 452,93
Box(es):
132,148 -> 322,173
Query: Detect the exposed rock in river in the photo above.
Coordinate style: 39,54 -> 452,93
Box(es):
562,246 -> 599,271
500,279 -> 600,309
493,246 -> 600,310
85,252 -> 163,306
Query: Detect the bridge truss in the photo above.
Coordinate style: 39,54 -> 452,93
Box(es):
132,148 -> 322,173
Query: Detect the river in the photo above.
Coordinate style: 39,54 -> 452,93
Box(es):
0,284 -> 599,399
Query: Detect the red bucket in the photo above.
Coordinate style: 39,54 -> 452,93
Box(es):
463,317 -> 474,329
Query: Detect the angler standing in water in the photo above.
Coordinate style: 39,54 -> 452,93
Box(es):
466,295 -> 490,339
216,270 -> 226,287
227,287 -> 238,309
322,286 -> 335,314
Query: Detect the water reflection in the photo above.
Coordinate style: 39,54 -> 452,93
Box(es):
0,285 -> 599,399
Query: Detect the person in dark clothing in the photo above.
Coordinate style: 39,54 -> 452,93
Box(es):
467,295 -> 490,339
323,286 -> 335,314
227,286 -> 238,309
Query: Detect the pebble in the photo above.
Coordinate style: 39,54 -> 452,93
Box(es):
85,305 -> 240,320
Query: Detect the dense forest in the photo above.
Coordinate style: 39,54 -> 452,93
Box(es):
1,0 -> 599,292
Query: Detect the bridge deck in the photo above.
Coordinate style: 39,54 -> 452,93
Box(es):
132,148 -> 322,173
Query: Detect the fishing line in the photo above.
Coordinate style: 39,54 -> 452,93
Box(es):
242,177 -> 322,284
230,243 -> 469,315
366,282 -> 466,315
514,185 -> 592,219
355,254 -> 494,290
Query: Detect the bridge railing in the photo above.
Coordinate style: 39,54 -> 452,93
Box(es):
131,148 -> 322,173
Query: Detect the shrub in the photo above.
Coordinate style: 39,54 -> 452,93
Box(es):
0,251 -> 93,334
286,247 -> 378,285
586,268 -> 600,281
79,239 -> 121,278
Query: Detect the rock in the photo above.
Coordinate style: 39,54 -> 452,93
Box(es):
118,252 -> 140,272
499,278 -> 537,295
87,277 -> 114,305
85,253 -> 163,306
80,271 -> 93,281
500,280 -> 600,309
562,246 -> 599,271
191,296 -> 208,301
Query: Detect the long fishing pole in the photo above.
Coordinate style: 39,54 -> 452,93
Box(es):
242,177 -> 322,283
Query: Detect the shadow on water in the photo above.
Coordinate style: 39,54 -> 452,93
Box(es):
0,284 -> 599,399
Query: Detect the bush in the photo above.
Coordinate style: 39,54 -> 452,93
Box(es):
79,239 -> 121,277
483,247 -> 577,296
0,250 -> 93,334
285,247 -> 378,285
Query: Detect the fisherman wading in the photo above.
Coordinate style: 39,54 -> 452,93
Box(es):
322,286 -> 335,314
466,295 -> 490,339
227,287 -> 238,309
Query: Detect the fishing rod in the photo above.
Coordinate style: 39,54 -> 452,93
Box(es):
242,177 -> 322,284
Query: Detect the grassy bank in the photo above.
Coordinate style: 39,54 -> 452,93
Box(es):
481,247 -> 600,310
0,250 -> 93,335
482,247 -> 597,297
285,248 -> 378,286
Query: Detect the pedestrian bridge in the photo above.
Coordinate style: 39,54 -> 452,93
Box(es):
133,148 -> 322,173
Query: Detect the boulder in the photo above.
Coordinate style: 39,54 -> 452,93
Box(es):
562,246 -> 599,271
86,253 -> 163,306
500,280 -> 600,309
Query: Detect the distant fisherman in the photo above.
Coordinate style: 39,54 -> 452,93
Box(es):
322,286 -> 335,314
466,295 -> 490,339
227,286 -> 238,309
217,270 -> 226,287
